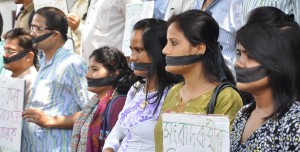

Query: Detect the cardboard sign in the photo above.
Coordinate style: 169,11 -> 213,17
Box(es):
0,76 -> 25,152
122,1 -> 154,56
162,113 -> 230,152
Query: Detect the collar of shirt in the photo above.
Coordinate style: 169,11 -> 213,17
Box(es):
23,3 -> 34,14
40,46 -> 64,69
17,2 -> 34,18
196,0 -> 219,11
17,65 -> 37,78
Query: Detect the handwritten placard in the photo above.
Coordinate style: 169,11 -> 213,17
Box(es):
0,76 -> 25,152
33,0 -> 68,15
162,113 -> 230,152
122,1 -> 154,56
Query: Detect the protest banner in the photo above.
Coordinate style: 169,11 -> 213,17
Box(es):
0,76 -> 25,152
122,1 -> 154,56
162,113 -> 230,152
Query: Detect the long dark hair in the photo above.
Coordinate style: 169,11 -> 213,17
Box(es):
247,6 -> 298,28
89,46 -> 140,94
166,10 -> 235,84
247,6 -> 300,101
133,18 -> 182,113
236,23 -> 297,119
279,26 -> 300,101
142,20 -> 183,113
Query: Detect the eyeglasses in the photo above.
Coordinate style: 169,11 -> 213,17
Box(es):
30,26 -> 53,33
4,49 -> 21,55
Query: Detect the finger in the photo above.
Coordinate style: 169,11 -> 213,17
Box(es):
23,114 -> 35,119
23,108 -> 37,112
26,118 -> 35,123
22,110 -> 30,116
67,19 -> 74,23
68,20 -> 76,25
67,16 -> 75,22
22,110 -> 36,116
68,15 -> 77,21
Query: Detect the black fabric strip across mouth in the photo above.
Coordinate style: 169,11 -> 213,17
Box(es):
235,65 -> 268,83
87,76 -> 118,87
132,62 -> 151,71
165,54 -> 203,66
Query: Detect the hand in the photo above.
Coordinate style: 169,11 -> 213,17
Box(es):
103,148 -> 114,152
22,108 -> 52,128
67,13 -> 80,31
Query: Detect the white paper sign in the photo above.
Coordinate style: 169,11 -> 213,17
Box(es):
0,76 -> 25,152
162,113 -> 230,152
122,1 -> 154,56
33,0 -> 68,15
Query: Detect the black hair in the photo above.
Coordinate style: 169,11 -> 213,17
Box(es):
133,18 -> 166,32
35,7 -> 68,41
89,46 -> 140,94
166,9 -> 235,84
247,6 -> 300,101
0,12 -> 3,41
4,28 -> 38,67
132,18 -> 182,114
279,26 -> 300,101
141,19 -> 183,114
247,6 -> 298,28
236,23 -> 297,119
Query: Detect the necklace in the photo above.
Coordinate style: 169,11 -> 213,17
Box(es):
175,93 -> 189,112
139,82 -> 155,110
140,100 -> 149,109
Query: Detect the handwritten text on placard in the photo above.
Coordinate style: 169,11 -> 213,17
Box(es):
0,76 -> 25,152
162,113 -> 230,152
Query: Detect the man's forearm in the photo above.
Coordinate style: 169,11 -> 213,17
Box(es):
46,111 -> 82,129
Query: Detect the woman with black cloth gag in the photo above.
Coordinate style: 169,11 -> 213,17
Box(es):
154,9 -> 243,151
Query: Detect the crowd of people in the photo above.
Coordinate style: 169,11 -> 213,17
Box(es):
0,0 -> 300,151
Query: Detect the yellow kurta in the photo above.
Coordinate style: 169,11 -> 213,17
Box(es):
154,82 -> 243,152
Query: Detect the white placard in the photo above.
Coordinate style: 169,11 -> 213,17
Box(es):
33,0 -> 68,15
162,113 -> 230,152
0,75 -> 25,152
122,1 -> 154,56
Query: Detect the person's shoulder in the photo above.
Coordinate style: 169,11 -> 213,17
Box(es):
277,101 -> 300,148
127,81 -> 143,97
169,82 -> 183,92
163,83 -> 182,103
217,85 -> 243,102
61,51 -> 87,66
219,85 -> 239,95
113,93 -> 127,101
281,101 -> 300,123
234,103 -> 252,118
22,66 -> 38,80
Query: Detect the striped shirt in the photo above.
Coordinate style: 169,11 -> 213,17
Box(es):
231,0 -> 300,30
22,46 -> 89,152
